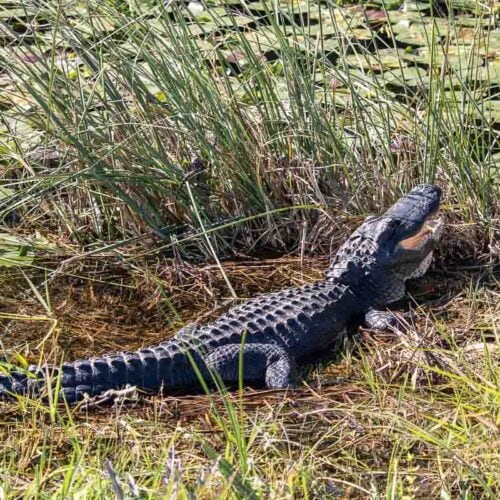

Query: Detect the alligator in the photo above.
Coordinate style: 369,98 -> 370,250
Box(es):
0,184 -> 443,403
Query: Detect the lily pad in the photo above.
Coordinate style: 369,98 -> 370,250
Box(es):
361,0 -> 404,9
273,5 -> 367,37
341,68 -> 382,89
475,59 -> 500,84
392,20 -> 443,46
240,29 -> 280,54
248,1 -> 321,16
351,28 -> 377,41
440,89 -> 486,103
386,10 -> 427,23
472,99 -> 500,122
206,0 -> 247,4
480,31 -> 500,58
447,26 -> 494,45
447,0 -> 497,15
453,15 -> 498,27
380,66 -> 428,88
315,87 -> 354,107
191,6 -> 227,20
402,45 -> 486,71
400,1 -> 432,13
0,186 -> 14,200
489,152 -> 500,164
0,7 -> 27,20
343,49 -> 408,71
285,14 -> 364,38
287,35 -> 340,54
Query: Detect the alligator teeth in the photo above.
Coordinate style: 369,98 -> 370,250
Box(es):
425,216 -> 442,233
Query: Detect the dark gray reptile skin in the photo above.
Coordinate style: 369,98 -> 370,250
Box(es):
0,185 -> 442,402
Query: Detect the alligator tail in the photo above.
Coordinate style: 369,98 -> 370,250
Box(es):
0,341 -> 200,403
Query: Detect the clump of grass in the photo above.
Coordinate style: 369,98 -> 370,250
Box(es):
0,0 -> 497,260
0,259 -> 498,497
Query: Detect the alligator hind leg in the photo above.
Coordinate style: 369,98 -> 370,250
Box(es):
205,344 -> 297,389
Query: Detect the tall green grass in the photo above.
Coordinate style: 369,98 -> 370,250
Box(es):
1,0 -> 497,258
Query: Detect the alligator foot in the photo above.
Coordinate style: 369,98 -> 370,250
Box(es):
206,343 -> 297,389
364,309 -> 404,331
78,386 -> 139,408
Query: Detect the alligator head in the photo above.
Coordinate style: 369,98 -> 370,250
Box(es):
326,184 -> 443,306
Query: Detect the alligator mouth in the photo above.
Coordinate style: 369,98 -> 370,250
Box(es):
399,212 -> 442,250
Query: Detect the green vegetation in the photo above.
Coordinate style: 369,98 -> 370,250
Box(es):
0,0 -> 498,497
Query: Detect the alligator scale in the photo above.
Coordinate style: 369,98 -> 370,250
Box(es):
0,185 -> 443,403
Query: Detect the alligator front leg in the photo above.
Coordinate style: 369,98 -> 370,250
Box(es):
364,308 -> 400,330
205,344 -> 297,389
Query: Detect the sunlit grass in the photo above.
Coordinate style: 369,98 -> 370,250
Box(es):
0,257 -> 498,497
1,0 -> 497,257
0,0 -> 498,497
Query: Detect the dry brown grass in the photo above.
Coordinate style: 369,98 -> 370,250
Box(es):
0,233 -> 498,497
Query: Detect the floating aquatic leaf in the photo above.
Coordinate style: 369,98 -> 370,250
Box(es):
314,87 -> 354,107
0,7 -> 27,20
206,0 -> 246,4
392,20 -> 443,46
480,30 -> 500,57
0,187 -> 14,201
70,15 -> 117,35
324,7 -> 367,32
472,99 -> 500,122
446,0 -> 498,15
489,152 -> 500,164
449,27 -> 477,45
340,68 -> 381,90
241,29 -> 280,54
420,17 -> 456,30
453,15 -> 498,27
352,28 -> 377,41
248,0 -> 320,16
361,0 -> 403,9
364,9 -> 387,22
381,66 -> 428,88
344,49 -> 408,71
191,6 -> 227,21
400,1 -> 432,12
476,59 -> 500,84
402,45 -> 486,70
186,22 -> 222,36
440,89 -> 486,103
386,10 -> 427,23
186,14 -> 253,36
287,34 -> 340,54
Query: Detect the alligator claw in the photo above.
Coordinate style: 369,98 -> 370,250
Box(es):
364,309 -> 396,330
78,386 -> 140,409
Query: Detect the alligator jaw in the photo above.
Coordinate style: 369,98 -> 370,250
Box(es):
399,213 -> 443,251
